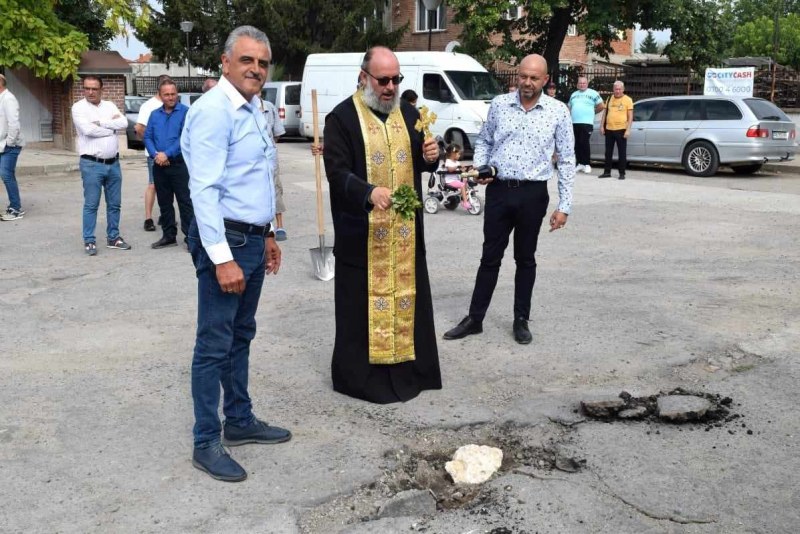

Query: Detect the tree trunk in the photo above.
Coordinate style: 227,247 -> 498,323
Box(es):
542,7 -> 572,81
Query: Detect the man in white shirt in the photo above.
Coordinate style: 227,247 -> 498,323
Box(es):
71,75 -> 131,256
0,73 -> 25,221
134,74 -> 171,232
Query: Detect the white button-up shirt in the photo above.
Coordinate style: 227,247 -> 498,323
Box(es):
0,89 -> 24,151
71,98 -> 127,159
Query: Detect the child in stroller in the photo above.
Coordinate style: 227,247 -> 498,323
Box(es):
443,144 -> 472,210
424,143 -> 482,215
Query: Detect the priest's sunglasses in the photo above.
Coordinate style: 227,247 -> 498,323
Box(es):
363,70 -> 404,86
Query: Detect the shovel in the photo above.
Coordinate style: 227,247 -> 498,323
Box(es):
309,89 -> 335,281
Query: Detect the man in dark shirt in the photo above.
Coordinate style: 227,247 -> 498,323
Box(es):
144,79 -> 194,249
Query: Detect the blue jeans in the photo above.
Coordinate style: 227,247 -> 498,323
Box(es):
188,218 -> 266,447
80,158 -> 122,243
0,145 -> 22,210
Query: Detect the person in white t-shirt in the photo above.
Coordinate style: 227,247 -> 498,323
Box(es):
134,74 -> 172,231
261,98 -> 288,241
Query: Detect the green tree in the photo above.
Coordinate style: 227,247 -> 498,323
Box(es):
733,14 -> 800,69
448,0 -> 735,72
54,0 -> 115,50
638,30 -> 660,54
136,0 -> 407,79
0,0 -> 149,80
733,0 -> 799,25
661,0 -> 735,68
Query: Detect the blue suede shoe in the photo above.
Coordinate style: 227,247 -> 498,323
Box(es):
274,228 -> 287,241
222,418 -> 292,446
192,442 -> 247,482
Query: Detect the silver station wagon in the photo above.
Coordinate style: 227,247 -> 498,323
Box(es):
589,96 -> 797,176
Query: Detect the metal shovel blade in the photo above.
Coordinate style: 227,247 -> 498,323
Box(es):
310,235 -> 335,281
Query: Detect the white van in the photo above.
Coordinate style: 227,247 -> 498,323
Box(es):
300,52 -> 502,152
261,81 -> 302,136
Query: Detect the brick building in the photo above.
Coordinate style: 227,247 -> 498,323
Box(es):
56,51 -> 130,152
388,0 -> 634,67
2,51 -> 130,152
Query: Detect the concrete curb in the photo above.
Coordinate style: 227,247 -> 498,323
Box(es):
16,152 -> 147,177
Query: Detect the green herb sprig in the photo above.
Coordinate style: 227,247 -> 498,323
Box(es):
391,184 -> 422,220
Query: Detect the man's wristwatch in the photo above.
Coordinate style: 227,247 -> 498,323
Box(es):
267,231 -> 275,238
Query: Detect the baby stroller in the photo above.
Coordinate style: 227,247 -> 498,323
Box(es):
424,166 -> 483,215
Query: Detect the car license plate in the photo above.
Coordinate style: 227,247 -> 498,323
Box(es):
773,131 -> 788,140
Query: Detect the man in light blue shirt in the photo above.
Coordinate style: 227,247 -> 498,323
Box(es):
568,76 -> 604,173
443,54 -> 575,345
181,25 -> 291,483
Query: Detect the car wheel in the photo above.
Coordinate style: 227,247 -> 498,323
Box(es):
730,164 -> 763,175
424,196 -> 439,214
682,141 -> 719,177
444,196 -> 459,210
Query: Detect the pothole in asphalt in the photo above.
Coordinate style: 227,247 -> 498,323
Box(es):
298,422 -> 581,532
580,387 -> 744,431
381,423 -> 585,510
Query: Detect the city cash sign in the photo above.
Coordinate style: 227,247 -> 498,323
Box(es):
704,67 -> 755,96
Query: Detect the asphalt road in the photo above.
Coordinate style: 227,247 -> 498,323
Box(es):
1,141 -> 798,533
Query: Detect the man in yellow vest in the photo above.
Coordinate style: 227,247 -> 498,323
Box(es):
599,80 -> 633,180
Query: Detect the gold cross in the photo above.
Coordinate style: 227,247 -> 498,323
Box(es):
414,106 -> 437,139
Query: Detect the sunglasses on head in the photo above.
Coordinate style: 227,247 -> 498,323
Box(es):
363,70 -> 404,86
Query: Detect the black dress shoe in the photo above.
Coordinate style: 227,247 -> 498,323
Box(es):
443,316 -> 483,340
598,173 -> 612,179
151,236 -> 178,249
192,442 -> 247,482
513,318 -> 532,344
618,174 -> 626,180
223,419 -> 292,446
143,218 -> 156,231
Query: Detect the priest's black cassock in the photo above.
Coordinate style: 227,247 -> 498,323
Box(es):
322,96 -> 442,404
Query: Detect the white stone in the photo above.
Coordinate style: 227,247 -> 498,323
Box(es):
445,444 -> 503,484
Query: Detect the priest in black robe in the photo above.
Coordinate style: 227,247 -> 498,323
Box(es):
322,47 -> 442,403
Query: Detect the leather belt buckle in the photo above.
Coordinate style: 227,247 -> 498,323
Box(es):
507,178 -> 521,188
224,219 -> 270,236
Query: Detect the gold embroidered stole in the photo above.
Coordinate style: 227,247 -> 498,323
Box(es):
353,92 -> 417,365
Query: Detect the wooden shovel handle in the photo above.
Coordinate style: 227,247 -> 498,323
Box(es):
312,90 -> 324,236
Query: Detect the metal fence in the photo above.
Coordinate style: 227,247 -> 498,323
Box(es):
492,65 -> 800,109
132,76 -> 207,95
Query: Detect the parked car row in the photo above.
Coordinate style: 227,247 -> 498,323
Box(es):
123,65 -> 798,180
589,95 -> 797,176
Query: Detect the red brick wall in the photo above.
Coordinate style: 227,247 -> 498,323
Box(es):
393,0 -> 463,52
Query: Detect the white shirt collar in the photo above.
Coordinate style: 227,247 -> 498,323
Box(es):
219,75 -> 260,110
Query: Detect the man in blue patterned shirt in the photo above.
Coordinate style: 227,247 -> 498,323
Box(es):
443,54 -> 575,345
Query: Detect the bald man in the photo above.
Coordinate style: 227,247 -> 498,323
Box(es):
444,54 -> 576,345
322,46 -> 442,403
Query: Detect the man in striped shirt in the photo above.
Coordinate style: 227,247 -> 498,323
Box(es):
71,75 -> 131,256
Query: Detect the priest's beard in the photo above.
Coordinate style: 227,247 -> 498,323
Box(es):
363,82 -> 399,115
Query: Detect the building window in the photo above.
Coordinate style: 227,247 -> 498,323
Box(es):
502,4 -> 523,20
417,0 -> 446,31
567,25 -> 577,37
